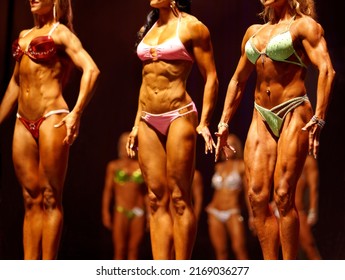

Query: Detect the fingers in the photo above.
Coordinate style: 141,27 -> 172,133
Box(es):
205,140 -> 214,154
63,133 -> 78,146
227,144 -> 236,154
303,121 -> 322,159
197,126 -> 215,154
126,135 -> 137,158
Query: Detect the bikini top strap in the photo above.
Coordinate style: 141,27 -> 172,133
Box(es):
21,28 -> 35,38
251,23 -> 269,38
176,13 -> 182,37
287,15 -> 296,30
48,22 -> 60,36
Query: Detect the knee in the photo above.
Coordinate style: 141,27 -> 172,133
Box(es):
42,185 -> 61,210
22,178 -> 41,210
147,185 -> 168,214
171,192 -> 187,216
248,185 -> 270,211
274,184 -> 295,216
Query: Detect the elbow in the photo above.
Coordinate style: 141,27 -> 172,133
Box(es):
92,65 -> 101,81
330,67 -> 336,82
321,63 -> 336,83
86,64 -> 101,83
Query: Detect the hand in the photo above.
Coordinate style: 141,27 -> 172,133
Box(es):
302,115 -> 324,159
54,111 -> 80,146
196,125 -> 216,154
214,127 -> 236,162
126,126 -> 139,158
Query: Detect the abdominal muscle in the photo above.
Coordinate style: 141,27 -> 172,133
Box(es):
17,56 -> 69,119
254,58 -> 307,109
139,59 -> 193,113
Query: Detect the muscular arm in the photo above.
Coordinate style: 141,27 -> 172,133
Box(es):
126,99 -> 142,158
300,18 -> 335,120
0,65 -> 20,124
215,26 -> 256,161
190,20 -> 219,153
299,17 -> 335,157
54,24 -> 100,144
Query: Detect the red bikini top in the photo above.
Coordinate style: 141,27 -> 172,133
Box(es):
12,22 -> 60,63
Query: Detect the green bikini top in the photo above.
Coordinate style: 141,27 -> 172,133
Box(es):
245,16 -> 306,68
114,169 -> 144,184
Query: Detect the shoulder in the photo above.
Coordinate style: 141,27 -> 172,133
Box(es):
18,28 -> 32,38
53,23 -> 79,45
182,13 -> 211,40
292,16 -> 324,42
244,24 -> 264,38
107,159 -> 121,170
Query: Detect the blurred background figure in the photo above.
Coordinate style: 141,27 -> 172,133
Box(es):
295,155 -> 321,259
191,169 -> 204,223
102,132 -> 147,260
206,134 -> 249,260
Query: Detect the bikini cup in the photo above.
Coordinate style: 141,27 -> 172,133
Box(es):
12,36 -> 57,63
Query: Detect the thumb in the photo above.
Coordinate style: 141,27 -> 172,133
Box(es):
54,120 -> 65,128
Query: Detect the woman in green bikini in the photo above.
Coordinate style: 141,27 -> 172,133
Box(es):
215,0 -> 335,259
102,132 -> 147,259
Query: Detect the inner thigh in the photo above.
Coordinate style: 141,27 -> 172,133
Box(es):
274,113 -> 309,204
244,115 -> 277,200
138,121 -> 168,200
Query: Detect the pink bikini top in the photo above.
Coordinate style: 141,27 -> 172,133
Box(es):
12,22 -> 60,63
136,15 -> 193,62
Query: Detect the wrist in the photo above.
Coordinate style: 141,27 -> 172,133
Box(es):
311,115 -> 326,128
218,122 -> 229,129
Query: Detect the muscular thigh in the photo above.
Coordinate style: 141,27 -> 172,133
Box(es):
275,107 -> 310,191
38,115 -> 69,189
166,115 -> 197,195
244,113 -> 277,196
12,121 -> 40,190
138,121 -> 167,196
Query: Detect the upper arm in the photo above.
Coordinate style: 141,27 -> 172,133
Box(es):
0,64 -> 20,123
232,25 -> 257,84
298,17 -> 333,71
55,25 -> 98,72
189,20 -> 217,80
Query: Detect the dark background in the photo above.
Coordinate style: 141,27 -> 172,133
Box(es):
0,0 -> 344,260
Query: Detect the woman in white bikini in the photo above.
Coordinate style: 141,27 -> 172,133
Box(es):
215,0 -> 335,259
0,0 -> 99,259
206,134 -> 249,260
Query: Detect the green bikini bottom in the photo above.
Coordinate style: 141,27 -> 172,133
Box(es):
254,94 -> 309,137
115,206 -> 145,220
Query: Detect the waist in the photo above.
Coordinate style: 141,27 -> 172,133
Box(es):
254,92 -> 309,108
141,101 -> 196,117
